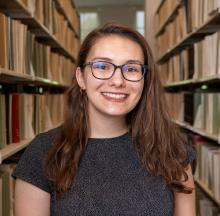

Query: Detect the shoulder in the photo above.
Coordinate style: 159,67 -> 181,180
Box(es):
28,125 -> 62,153
12,126 -> 62,193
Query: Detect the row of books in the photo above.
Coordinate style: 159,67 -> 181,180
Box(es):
33,38 -> 75,85
0,13 -> 75,84
195,139 -> 220,203
58,0 -> 79,35
193,32 -> 220,79
0,11 -> 77,73
156,0 -> 220,57
165,92 -> 220,136
186,0 -> 220,33
157,5 -> 187,56
196,186 -> 220,216
159,31 -> 220,85
53,5 -> 77,55
155,0 -> 178,32
0,164 -> 15,216
20,0 -> 79,35
0,93 -> 64,149
158,48 -> 192,85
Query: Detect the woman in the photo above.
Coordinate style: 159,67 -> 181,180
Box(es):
13,23 -> 196,216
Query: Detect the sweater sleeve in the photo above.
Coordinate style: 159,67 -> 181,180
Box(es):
12,132 -> 54,193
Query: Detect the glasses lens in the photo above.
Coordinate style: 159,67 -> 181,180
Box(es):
122,64 -> 144,81
91,61 -> 114,79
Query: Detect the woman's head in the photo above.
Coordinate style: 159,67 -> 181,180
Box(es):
74,23 -> 156,126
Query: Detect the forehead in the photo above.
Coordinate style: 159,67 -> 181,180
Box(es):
86,35 -> 144,62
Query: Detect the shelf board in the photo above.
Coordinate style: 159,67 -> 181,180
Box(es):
0,68 -> 34,84
174,120 -> 220,143
0,68 -> 68,89
0,139 -> 31,164
53,0 -> 79,38
34,76 -> 68,88
195,178 -> 220,207
157,11 -> 220,64
155,1 -> 182,37
0,0 -> 76,62
165,79 -> 194,87
164,75 -> 220,91
155,0 -> 166,14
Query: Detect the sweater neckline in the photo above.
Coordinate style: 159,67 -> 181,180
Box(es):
88,132 -> 130,144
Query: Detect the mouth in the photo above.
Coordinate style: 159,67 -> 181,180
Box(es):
101,92 -> 129,101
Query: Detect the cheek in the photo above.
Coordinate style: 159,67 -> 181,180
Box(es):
132,81 -> 144,99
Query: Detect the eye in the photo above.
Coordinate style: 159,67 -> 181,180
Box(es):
92,62 -> 111,70
123,64 -> 141,73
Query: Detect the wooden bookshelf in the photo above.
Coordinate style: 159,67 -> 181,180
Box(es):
155,1 -> 183,37
174,120 -> 220,144
154,1 -> 220,212
0,0 -> 76,62
0,68 -> 34,84
0,139 -> 31,164
195,178 -> 220,207
157,11 -> 220,64
164,75 -> 220,91
0,69 -> 68,89
34,76 -> 68,88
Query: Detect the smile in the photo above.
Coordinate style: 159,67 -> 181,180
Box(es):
101,92 -> 128,99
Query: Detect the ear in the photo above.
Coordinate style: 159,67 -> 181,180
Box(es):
75,67 -> 86,89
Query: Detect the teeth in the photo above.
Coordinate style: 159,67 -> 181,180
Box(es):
102,92 -> 127,99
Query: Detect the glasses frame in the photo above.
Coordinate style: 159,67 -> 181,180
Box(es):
83,60 -> 148,82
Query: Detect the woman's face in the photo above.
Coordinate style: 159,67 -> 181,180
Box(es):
76,35 -> 145,120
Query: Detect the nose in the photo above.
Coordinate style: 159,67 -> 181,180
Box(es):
109,67 -> 126,87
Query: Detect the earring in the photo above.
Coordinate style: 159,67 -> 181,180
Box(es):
80,87 -> 85,94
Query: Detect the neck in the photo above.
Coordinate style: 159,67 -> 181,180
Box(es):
88,112 -> 128,139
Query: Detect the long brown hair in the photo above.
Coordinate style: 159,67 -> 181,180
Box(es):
45,22 -> 192,196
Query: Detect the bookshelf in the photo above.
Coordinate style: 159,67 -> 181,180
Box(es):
0,0 -> 77,62
0,139 -> 31,164
0,68 -> 68,88
174,120 -> 220,144
157,11 -> 220,64
0,0 -> 79,212
155,0 -> 182,37
164,75 -> 220,91
154,0 -> 220,212
53,0 -> 80,37
195,178 -> 220,207
0,0 -> 79,165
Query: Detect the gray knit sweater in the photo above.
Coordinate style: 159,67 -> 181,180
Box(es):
12,127 -> 196,216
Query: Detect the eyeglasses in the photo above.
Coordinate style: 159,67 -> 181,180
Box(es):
83,61 -> 148,82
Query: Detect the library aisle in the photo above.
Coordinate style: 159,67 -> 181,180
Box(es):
153,0 -> 220,215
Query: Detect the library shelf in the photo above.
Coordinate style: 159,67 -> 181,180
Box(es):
0,68 -> 34,84
53,0 -> 79,38
155,0 -> 166,14
0,0 -> 76,62
164,75 -> 220,91
0,69 -> 68,89
0,139 -> 31,164
195,178 -> 220,207
157,11 -> 220,64
174,120 -> 220,144
34,76 -> 68,89
155,1 -> 183,37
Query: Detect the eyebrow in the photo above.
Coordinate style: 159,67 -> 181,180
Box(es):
90,57 -> 143,64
